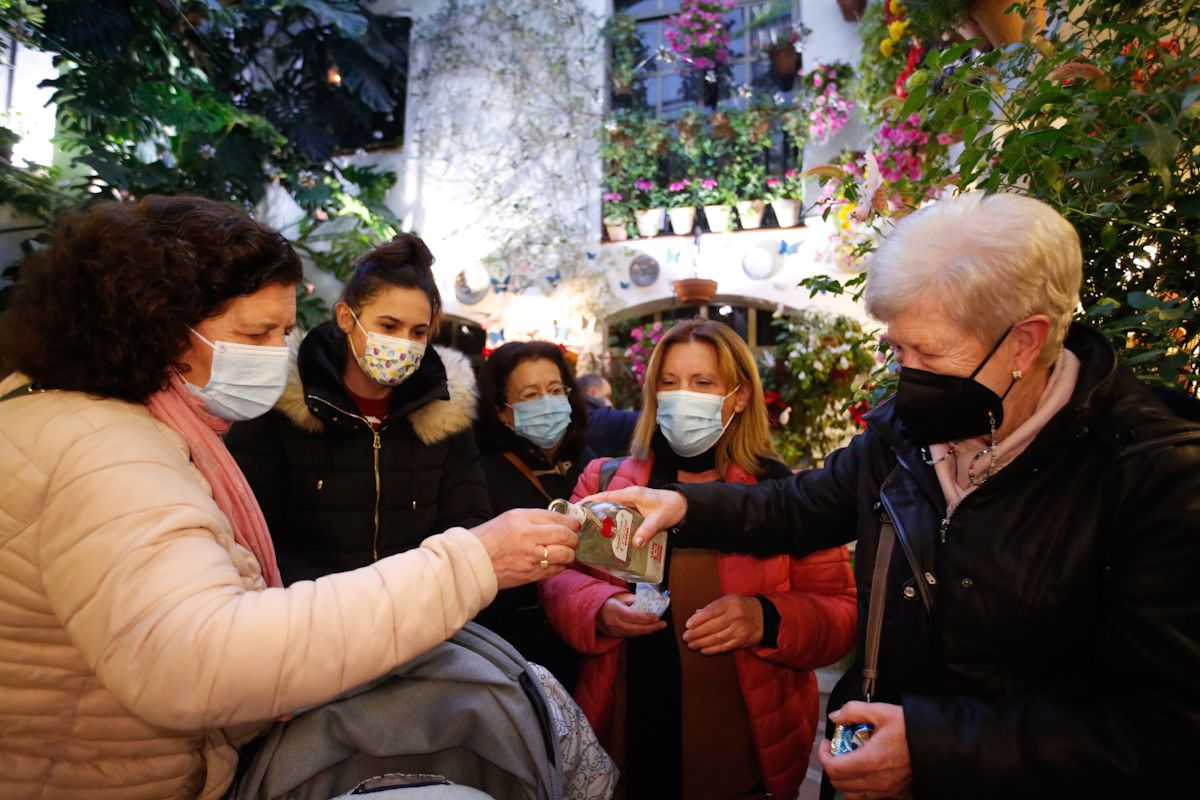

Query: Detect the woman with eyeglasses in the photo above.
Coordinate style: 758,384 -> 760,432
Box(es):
225,234 -> 493,584
474,340 -> 596,688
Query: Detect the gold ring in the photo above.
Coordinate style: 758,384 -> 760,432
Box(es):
539,559 -> 550,569
542,545 -> 549,561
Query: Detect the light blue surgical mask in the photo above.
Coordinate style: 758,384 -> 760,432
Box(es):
186,328 -> 290,421
656,386 -> 739,458
510,394 -> 573,449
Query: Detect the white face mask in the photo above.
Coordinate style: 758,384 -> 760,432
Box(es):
655,386 -> 739,458
186,328 -> 290,421
348,308 -> 426,386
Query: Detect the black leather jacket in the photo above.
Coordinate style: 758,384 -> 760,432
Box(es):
675,324 -> 1200,797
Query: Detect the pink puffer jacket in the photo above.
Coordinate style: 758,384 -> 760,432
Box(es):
540,455 -> 857,800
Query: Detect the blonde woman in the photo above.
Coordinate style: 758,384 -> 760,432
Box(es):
539,319 -> 857,800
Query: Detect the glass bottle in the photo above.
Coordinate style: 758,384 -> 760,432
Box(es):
548,498 -> 668,584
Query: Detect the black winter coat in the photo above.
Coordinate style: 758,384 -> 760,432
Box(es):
476,425 -> 594,689
674,324 -> 1200,798
583,399 -> 639,458
226,322 -> 491,584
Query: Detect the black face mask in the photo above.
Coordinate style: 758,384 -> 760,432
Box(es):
894,326 -> 1015,446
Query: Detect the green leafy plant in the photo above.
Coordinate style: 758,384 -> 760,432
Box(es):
757,309 -> 878,468
604,12 -> 648,106
820,0 -> 1199,397
1,0 -> 409,316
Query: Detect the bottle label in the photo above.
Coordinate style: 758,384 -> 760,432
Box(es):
610,509 -> 634,563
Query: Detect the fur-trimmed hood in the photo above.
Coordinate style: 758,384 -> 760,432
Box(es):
276,325 -> 478,446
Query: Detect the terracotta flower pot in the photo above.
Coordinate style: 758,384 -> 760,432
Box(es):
634,207 -> 664,238
736,200 -> 766,230
668,206 -> 697,235
771,198 -> 801,228
604,221 -> 629,242
673,278 -> 718,305
970,0 -> 1045,48
703,204 -> 732,233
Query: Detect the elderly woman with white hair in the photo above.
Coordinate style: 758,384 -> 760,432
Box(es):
589,192 -> 1200,799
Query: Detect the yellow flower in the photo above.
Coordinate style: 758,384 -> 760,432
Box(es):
879,38 -> 895,58
887,19 -> 910,41
888,0 -> 904,16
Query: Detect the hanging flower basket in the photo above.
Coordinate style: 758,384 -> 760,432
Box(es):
768,43 -> 799,81
970,0 -> 1045,48
836,0 -> 868,22
673,278 -> 718,305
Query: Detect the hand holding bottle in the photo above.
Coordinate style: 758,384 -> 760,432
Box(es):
581,486 -> 688,548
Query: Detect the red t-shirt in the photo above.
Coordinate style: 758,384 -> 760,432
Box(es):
346,387 -> 391,430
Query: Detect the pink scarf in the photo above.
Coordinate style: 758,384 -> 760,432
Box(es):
145,374 -> 283,588
929,347 -> 1081,516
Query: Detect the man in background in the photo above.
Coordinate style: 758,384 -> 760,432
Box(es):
576,373 -> 639,457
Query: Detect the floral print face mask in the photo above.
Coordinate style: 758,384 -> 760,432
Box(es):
348,308 -> 426,386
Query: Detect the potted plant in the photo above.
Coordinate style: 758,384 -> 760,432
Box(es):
602,191 -> 631,241
767,168 -> 805,227
735,172 -> 769,230
728,102 -> 774,229
968,0 -> 1045,48
837,0 -> 868,22
696,177 -> 735,232
604,12 -> 649,106
631,178 -> 665,238
666,179 -> 698,234
666,0 -> 738,107
793,61 -> 856,146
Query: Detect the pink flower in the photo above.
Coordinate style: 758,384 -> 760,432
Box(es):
634,179 -> 655,191
603,192 -> 623,201
767,177 -> 781,187
936,133 -> 955,146
701,178 -> 718,189
652,321 -> 663,332
631,327 -> 643,340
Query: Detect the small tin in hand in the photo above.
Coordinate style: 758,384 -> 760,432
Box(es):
830,723 -> 874,755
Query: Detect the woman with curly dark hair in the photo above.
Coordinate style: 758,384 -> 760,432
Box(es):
474,340 -> 595,689
0,195 -> 585,800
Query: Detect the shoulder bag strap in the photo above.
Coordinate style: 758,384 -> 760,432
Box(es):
501,451 -> 554,503
861,514 -> 896,703
597,456 -> 627,493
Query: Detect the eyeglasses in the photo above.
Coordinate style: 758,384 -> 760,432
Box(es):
513,384 -> 572,403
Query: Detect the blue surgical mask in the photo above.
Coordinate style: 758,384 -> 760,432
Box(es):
186,328 -> 290,421
656,387 -> 739,458
510,394 -> 573,449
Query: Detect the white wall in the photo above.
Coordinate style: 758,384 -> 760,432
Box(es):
396,0 -> 873,357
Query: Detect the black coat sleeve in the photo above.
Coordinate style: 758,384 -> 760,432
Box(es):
673,431 -> 868,558
224,412 -> 292,540
903,440 -> 1200,797
431,429 -> 493,531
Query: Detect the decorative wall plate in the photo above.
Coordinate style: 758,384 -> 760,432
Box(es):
455,269 -> 489,305
629,253 -> 660,287
742,241 -> 782,280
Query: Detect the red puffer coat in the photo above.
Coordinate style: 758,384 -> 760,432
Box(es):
539,455 -> 857,800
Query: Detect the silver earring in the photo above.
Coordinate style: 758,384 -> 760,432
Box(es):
1011,369 -> 1023,381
